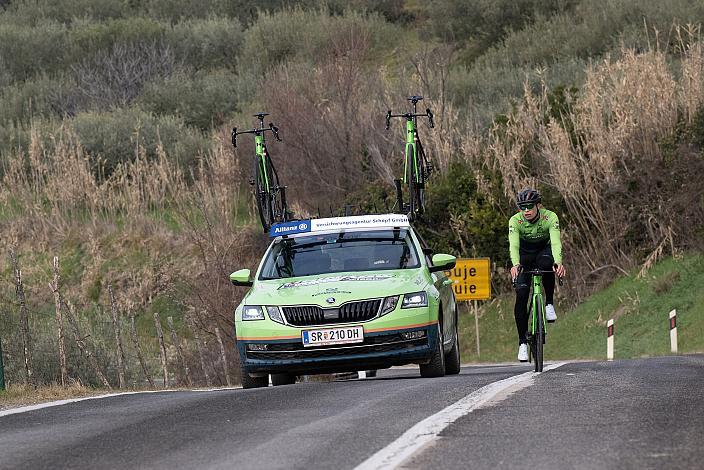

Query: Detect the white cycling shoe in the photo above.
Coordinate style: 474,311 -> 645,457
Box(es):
518,343 -> 529,362
546,304 -> 557,323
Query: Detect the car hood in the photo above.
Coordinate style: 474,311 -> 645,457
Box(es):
245,269 -> 428,307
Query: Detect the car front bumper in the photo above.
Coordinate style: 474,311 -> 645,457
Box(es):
237,323 -> 438,376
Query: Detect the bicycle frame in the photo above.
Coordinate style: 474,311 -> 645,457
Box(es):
530,273 -> 546,340
403,116 -> 418,185
254,133 -> 271,193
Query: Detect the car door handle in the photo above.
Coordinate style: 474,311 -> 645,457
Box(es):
442,279 -> 453,286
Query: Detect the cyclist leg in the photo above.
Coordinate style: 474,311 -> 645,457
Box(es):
537,246 -> 557,320
513,272 -> 531,345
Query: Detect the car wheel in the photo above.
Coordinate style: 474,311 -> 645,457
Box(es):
444,315 -> 461,375
271,373 -> 296,386
240,365 -> 268,389
420,323 -> 446,378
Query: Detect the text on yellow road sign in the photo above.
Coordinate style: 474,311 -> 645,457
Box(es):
444,258 -> 491,301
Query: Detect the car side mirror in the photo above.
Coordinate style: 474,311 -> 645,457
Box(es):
230,268 -> 253,287
429,253 -> 456,273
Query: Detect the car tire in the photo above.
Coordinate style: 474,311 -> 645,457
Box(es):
271,373 -> 296,386
444,316 -> 461,375
240,368 -> 268,389
420,323 -> 446,378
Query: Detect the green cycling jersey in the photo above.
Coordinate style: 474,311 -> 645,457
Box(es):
508,208 -> 563,265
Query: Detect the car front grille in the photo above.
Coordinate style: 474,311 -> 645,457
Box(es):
282,299 -> 382,326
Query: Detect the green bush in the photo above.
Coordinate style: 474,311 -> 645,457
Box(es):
0,74 -> 76,124
71,108 -> 210,173
70,16 -> 167,58
0,20 -> 72,81
4,0 -> 128,24
241,7 -> 402,75
167,16 -> 243,70
138,68 -> 240,130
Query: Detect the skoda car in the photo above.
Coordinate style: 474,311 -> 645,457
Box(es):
229,214 -> 459,388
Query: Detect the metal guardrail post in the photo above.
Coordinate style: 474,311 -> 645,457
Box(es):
0,337 -> 5,390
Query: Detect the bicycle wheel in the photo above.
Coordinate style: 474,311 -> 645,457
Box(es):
406,145 -> 420,218
253,156 -> 272,232
533,296 -> 544,372
263,157 -> 282,225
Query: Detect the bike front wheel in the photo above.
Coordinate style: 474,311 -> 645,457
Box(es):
253,157 -> 273,232
406,145 -> 422,219
533,296 -> 544,372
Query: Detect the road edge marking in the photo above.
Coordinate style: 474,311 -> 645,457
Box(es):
0,386 -> 242,418
354,362 -> 567,470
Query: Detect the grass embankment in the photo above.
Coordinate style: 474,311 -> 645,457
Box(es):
0,383 -> 103,410
459,253 -> 704,363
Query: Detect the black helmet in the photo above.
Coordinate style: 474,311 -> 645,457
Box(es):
516,188 -> 541,206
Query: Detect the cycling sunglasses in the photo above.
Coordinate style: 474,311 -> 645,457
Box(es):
518,203 -> 536,211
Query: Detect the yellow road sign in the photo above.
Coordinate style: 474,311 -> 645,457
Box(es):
444,258 -> 491,301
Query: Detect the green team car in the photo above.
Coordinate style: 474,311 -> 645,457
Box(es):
230,214 -> 460,388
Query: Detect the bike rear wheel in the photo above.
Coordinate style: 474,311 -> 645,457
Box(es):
533,296 -> 544,372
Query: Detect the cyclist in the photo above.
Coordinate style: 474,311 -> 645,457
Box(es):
508,188 -> 566,362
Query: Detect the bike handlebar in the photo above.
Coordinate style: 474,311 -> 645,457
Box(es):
512,266 -> 565,287
385,110 -> 434,129
231,125 -> 282,148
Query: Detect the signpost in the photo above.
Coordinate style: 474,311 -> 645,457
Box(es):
445,258 -> 491,358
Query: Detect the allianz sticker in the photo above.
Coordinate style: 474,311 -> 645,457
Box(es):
278,274 -> 394,290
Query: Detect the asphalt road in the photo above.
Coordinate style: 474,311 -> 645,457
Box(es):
1,356 -> 702,470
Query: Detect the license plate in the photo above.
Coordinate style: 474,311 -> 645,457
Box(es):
302,326 -> 364,347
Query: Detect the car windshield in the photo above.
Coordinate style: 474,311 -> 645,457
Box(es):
258,229 -> 420,279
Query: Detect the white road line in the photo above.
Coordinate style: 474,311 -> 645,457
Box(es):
354,362 -> 567,470
0,386 -> 241,418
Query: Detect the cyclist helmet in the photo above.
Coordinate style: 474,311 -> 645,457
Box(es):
516,188 -> 541,206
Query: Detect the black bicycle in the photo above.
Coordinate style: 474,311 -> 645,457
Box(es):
232,113 -> 289,232
386,96 -> 434,219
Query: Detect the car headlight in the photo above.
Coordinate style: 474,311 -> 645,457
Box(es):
379,295 -> 399,316
401,292 -> 428,309
266,306 -> 284,324
242,305 -> 265,321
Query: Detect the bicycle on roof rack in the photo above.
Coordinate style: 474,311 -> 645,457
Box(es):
232,113 -> 290,232
386,95 -> 434,220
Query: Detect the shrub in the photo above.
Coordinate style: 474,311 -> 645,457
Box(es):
167,16 -> 243,70
69,17 -> 168,58
138,69 -> 239,130
70,108 -> 210,173
0,20 -> 72,81
0,74 -> 76,124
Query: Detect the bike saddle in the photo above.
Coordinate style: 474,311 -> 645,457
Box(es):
253,112 -> 270,119
407,95 -> 423,102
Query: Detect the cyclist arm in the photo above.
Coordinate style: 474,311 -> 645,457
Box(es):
548,212 -> 565,276
508,216 -> 521,267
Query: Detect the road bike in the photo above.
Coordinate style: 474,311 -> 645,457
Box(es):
386,96 -> 434,220
232,113 -> 289,232
517,268 -> 563,372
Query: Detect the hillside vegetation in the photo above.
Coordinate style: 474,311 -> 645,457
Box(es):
0,0 -> 703,389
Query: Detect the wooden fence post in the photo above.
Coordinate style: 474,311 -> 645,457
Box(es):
154,312 -> 169,388
10,249 -> 33,385
129,313 -> 154,388
215,327 -> 232,387
49,256 -> 68,387
167,316 -> 192,387
108,285 -> 127,389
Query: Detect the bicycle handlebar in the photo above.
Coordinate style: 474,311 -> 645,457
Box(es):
512,266 -> 565,287
385,110 -> 434,129
231,125 -> 282,148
